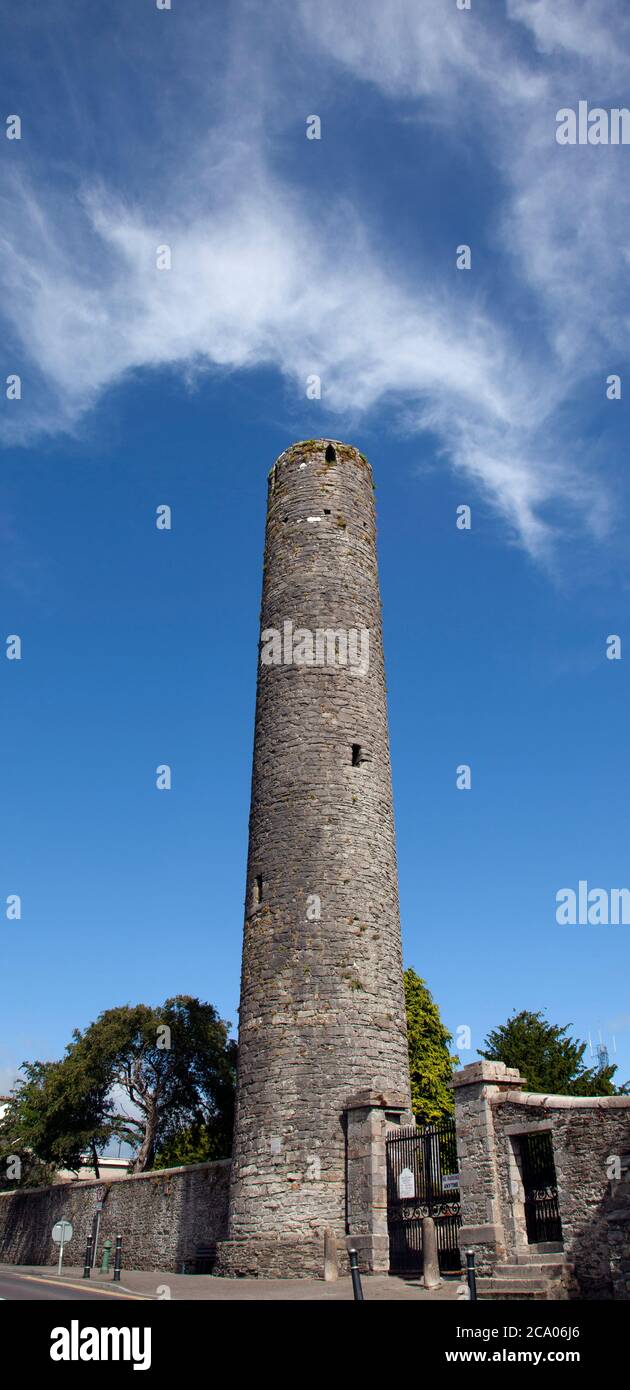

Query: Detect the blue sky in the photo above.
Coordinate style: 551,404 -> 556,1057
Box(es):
1,0 -> 629,1094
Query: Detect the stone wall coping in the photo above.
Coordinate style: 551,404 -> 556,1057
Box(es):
0,1157 -> 230,1202
492,1090 -> 630,1111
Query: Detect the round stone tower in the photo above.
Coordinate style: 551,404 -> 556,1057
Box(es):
220,440 -> 412,1277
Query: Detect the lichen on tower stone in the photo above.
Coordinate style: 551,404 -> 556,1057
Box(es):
217,439 -> 412,1277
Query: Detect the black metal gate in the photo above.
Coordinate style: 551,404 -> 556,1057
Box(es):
386,1120 -> 461,1275
521,1131 -> 562,1244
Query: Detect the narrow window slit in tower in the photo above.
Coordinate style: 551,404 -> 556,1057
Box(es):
325,444 -> 336,462
324,508 -> 331,514
254,874 -> 263,904
352,744 -> 362,767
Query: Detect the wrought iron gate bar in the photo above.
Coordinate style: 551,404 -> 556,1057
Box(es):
386,1119 -> 461,1275
520,1131 -> 562,1244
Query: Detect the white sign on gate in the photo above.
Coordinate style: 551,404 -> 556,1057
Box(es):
398,1166 -> 415,1199
442,1173 -> 460,1191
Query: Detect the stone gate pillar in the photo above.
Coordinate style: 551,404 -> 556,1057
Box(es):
451,1061 -> 526,1275
344,1090 -> 413,1274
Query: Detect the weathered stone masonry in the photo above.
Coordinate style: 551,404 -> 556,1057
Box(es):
0,1161 -> 229,1271
453,1062 -> 630,1299
217,441 -> 413,1277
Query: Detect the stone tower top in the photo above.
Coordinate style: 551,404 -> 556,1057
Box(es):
268,438 -> 371,472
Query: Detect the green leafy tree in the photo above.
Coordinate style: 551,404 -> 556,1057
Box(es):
0,995 -> 236,1180
68,996 -> 236,1172
0,1051 -> 114,1184
404,969 -> 458,1123
153,1114 -> 232,1169
0,1106 -> 57,1191
0,1147 -> 57,1192
479,1010 -> 620,1095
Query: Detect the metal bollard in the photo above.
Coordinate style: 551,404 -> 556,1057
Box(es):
348,1247 -> 364,1301
466,1248 -> 477,1302
83,1234 -> 93,1279
113,1234 -> 123,1283
100,1238 -> 112,1274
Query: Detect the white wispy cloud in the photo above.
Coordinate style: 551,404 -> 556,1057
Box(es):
0,0 -> 627,558
507,0 -> 629,67
295,0 -> 544,103
294,0 -> 630,544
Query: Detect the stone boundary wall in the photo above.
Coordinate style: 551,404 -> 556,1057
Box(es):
494,1092 -> 630,1299
0,1160 -> 230,1272
452,1062 -> 630,1299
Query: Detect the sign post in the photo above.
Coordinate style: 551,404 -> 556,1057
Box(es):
51,1219 -> 73,1277
91,1200 -> 103,1269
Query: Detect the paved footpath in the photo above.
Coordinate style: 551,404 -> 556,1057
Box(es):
0,1264 -> 465,1301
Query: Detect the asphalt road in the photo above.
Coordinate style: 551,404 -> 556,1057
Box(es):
0,1270 -> 139,1300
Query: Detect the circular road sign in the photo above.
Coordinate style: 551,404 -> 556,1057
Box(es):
52,1219 -> 73,1244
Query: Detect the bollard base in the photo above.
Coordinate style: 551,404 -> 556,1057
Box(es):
344,1234 -> 389,1275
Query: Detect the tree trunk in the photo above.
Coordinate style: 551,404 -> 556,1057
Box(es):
132,1106 -> 158,1172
